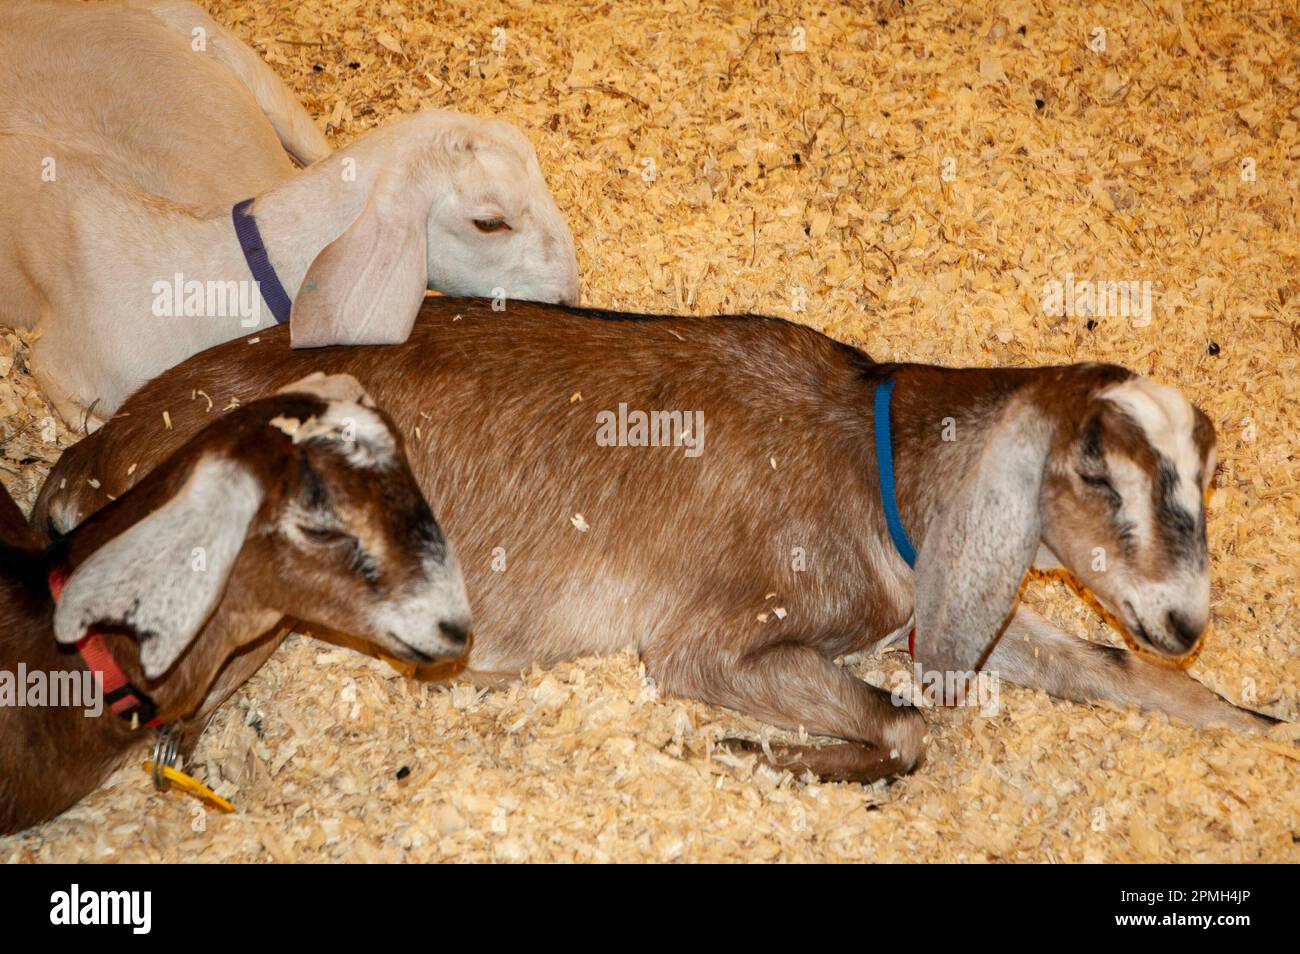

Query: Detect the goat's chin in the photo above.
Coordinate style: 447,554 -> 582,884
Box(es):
381,638 -> 438,664
1115,605 -> 1206,668
374,629 -> 469,665
287,620 -> 468,672
369,632 -> 472,682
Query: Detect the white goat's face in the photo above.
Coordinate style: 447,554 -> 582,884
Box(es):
426,120 -> 579,306
1041,377 -> 1217,658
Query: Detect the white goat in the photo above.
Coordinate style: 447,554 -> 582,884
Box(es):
0,0 -> 579,427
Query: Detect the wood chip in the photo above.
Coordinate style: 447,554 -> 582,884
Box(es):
0,0 -> 1293,864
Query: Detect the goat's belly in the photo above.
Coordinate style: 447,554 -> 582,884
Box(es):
462,569 -> 674,673
460,553 -> 914,676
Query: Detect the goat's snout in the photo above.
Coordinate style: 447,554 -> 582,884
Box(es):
439,617 -> 470,648
1121,596 -> 1207,659
373,552 -> 473,664
391,615 -> 470,666
382,610 -> 471,665
1164,609 -> 1204,651
379,613 -> 473,665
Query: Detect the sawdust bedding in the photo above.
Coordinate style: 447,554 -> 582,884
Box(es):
1,0 -> 1297,863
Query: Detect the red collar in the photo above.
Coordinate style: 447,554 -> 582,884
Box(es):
47,565 -> 163,729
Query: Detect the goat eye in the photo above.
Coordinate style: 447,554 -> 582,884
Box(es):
1080,473 -> 1122,509
299,524 -> 351,545
473,217 -> 511,233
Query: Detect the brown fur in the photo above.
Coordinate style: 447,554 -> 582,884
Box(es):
34,299 -> 1276,785
2,389 -> 460,834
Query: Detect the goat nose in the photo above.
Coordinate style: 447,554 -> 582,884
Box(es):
1165,610 -> 1202,649
439,619 -> 470,647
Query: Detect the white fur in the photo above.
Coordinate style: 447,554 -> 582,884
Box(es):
0,0 -> 578,427
275,371 -> 376,406
370,546 -> 473,660
1107,452 -> 1156,549
1121,569 -> 1210,654
270,405 -> 396,469
271,372 -> 395,466
54,458 -> 263,678
48,494 -> 84,538
1101,377 -> 1203,514
1097,377 -> 1211,650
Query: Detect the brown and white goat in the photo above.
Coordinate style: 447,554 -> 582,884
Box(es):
2,374 -> 469,834
35,301 -> 1283,785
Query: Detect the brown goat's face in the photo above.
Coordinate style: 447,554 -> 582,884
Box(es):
246,395 -> 471,665
1040,377 -> 1217,659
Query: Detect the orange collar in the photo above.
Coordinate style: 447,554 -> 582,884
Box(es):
47,565 -> 162,729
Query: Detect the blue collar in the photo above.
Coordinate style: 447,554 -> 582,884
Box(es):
232,198 -> 293,324
873,378 -> 917,568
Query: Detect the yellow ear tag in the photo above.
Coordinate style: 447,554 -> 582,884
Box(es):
142,761 -> 236,814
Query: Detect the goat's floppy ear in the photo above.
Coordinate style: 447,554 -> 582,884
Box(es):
54,458 -> 264,680
289,178 -> 432,349
913,400 -> 1053,674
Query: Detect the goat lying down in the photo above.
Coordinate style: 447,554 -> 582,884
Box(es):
0,0 -> 578,427
36,300 -> 1282,784
2,374 -> 469,834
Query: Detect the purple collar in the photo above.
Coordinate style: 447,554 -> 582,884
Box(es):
232,198 -> 292,324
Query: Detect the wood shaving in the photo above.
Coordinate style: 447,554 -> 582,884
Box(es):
0,0 -> 1296,863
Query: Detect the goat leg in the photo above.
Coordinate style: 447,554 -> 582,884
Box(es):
986,606 -> 1282,733
649,639 -> 929,784
132,0 -> 332,166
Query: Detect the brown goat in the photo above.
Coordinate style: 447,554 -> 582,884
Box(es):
2,374 -> 469,834
35,300 -> 1282,784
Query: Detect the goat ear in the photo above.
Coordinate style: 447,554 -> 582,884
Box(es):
289,183 -> 431,349
54,458 -> 264,680
913,401 -> 1053,674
